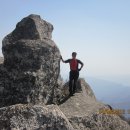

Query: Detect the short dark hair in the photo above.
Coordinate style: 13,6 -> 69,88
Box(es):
72,52 -> 77,55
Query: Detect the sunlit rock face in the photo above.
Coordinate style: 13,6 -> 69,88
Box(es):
0,14 -> 61,107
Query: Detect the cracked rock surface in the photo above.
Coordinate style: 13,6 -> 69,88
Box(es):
0,14 -> 60,107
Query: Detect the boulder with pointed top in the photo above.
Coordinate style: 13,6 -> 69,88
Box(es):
0,14 -> 61,107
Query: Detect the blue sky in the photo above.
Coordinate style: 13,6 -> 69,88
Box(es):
0,0 -> 130,85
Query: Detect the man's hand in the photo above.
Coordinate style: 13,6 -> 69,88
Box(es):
60,55 -> 65,63
78,62 -> 84,71
78,68 -> 81,71
60,55 -> 63,60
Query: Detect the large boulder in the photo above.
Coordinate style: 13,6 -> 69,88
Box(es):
0,14 -> 61,107
2,14 -> 56,70
0,104 -> 74,130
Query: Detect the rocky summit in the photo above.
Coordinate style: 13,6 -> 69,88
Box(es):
0,14 -> 130,130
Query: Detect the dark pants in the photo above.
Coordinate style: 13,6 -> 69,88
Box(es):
69,70 -> 79,94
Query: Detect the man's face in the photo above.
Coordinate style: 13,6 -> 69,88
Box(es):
72,54 -> 76,59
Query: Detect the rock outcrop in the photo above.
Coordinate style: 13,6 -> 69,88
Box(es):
69,112 -> 130,130
0,14 -> 60,107
0,14 -> 130,130
0,104 -> 74,130
54,78 -> 96,104
59,79 -> 103,118
59,79 -> 130,130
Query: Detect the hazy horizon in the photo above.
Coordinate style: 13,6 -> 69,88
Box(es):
0,0 -> 130,86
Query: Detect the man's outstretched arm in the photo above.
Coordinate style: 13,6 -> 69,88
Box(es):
60,56 -> 65,63
60,56 -> 70,63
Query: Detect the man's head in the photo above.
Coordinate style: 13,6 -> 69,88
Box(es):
72,52 -> 77,59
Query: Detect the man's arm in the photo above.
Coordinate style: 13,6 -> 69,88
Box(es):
60,56 -> 70,63
60,56 -> 65,63
78,60 -> 84,71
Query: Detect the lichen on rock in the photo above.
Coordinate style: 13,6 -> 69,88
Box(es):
0,104 -> 74,130
0,14 -> 61,107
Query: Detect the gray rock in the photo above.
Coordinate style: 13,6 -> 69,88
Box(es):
54,78 -> 96,104
53,75 -> 65,104
2,14 -> 53,46
0,57 -> 4,64
59,78 -> 130,130
69,113 -> 130,130
76,78 -> 96,100
0,14 -> 61,107
59,78 -> 104,118
0,104 -> 74,130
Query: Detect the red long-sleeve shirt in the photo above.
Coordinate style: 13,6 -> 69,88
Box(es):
64,59 -> 83,71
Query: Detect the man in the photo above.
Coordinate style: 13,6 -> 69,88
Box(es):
61,52 -> 84,96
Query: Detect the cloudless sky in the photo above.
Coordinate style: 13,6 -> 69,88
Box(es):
0,0 -> 130,85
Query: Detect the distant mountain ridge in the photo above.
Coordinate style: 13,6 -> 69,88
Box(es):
86,77 -> 130,118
